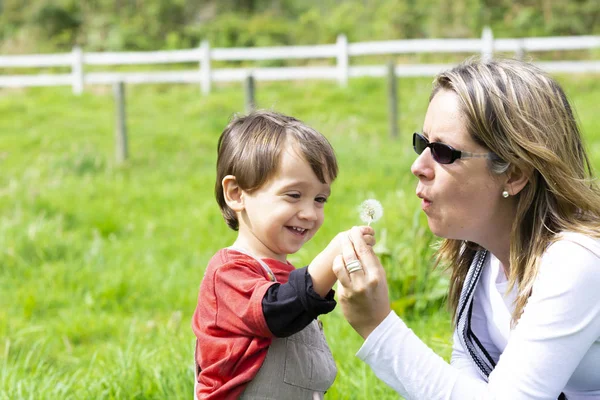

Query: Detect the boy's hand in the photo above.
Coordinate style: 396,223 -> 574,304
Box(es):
331,226 -> 376,253
308,226 -> 376,298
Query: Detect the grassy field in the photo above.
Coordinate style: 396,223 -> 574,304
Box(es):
0,72 -> 599,399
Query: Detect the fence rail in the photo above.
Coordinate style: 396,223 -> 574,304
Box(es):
1,27 -> 599,94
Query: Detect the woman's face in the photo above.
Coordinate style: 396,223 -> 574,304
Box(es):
411,89 -> 508,244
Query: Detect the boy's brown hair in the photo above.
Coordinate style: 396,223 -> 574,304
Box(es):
215,110 -> 338,230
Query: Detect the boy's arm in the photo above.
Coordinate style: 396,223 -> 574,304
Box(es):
306,235 -> 344,298
261,227 -> 375,338
308,226 -> 375,297
262,267 -> 336,337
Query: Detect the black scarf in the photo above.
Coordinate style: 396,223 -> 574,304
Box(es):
456,250 -> 567,400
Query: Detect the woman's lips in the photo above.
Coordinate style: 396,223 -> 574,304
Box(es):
416,190 -> 432,211
421,198 -> 432,211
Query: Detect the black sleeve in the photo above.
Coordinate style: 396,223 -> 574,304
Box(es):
262,266 -> 336,338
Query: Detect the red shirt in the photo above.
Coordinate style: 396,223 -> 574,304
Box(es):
192,248 -> 295,400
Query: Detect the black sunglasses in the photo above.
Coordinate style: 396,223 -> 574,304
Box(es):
412,132 -> 495,164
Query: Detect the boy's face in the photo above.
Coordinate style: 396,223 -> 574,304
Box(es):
237,142 -> 331,262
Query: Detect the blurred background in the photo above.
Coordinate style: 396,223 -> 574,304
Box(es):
1,0 -> 599,52
1,1 -> 599,399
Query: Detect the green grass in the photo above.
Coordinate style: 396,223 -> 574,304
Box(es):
0,73 -> 598,399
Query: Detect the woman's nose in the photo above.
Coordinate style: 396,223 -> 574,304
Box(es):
411,150 -> 434,180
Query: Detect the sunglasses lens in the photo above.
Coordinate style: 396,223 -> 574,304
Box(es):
413,133 -> 457,164
413,133 -> 427,155
430,143 -> 453,164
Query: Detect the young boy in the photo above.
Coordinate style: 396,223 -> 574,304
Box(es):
192,110 -> 374,399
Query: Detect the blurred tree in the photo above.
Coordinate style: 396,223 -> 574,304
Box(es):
33,1 -> 81,39
0,0 -> 598,53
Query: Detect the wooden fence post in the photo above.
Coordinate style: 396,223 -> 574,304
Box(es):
245,73 -> 255,113
336,34 -> 349,87
481,26 -> 494,62
71,46 -> 84,95
200,40 -> 211,95
387,61 -> 398,139
113,81 -> 128,164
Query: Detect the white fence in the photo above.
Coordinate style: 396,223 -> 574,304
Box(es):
1,27 -> 599,95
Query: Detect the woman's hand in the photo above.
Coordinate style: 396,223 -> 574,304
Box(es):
332,226 -> 391,340
308,226 -> 376,297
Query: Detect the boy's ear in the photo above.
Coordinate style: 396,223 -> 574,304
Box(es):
505,164 -> 530,196
222,175 -> 245,212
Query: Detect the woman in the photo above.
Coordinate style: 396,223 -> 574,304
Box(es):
333,59 -> 600,399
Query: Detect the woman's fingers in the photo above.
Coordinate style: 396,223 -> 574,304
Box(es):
357,225 -> 375,246
332,254 -> 351,287
358,225 -> 375,236
337,226 -> 376,277
341,228 -> 365,276
347,226 -> 379,274
335,226 -> 392,339
362,234 -> 376,247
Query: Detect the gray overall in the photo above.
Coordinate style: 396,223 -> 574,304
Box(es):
237,248 -> 338,400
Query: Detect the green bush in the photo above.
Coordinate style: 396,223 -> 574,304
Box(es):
1,0 -> 599,53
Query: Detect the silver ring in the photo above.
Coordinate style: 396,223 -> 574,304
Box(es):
345,259 -> 363,274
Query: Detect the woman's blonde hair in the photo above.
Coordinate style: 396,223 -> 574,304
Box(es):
433,58 -> 600,324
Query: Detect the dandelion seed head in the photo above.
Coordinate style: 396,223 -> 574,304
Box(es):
359,199 -> 383,225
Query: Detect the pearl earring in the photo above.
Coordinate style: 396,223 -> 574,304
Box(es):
502,190 -> 509,198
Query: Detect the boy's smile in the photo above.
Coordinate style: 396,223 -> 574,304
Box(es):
234,141 -> 331,262
288,226 -> 308,235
